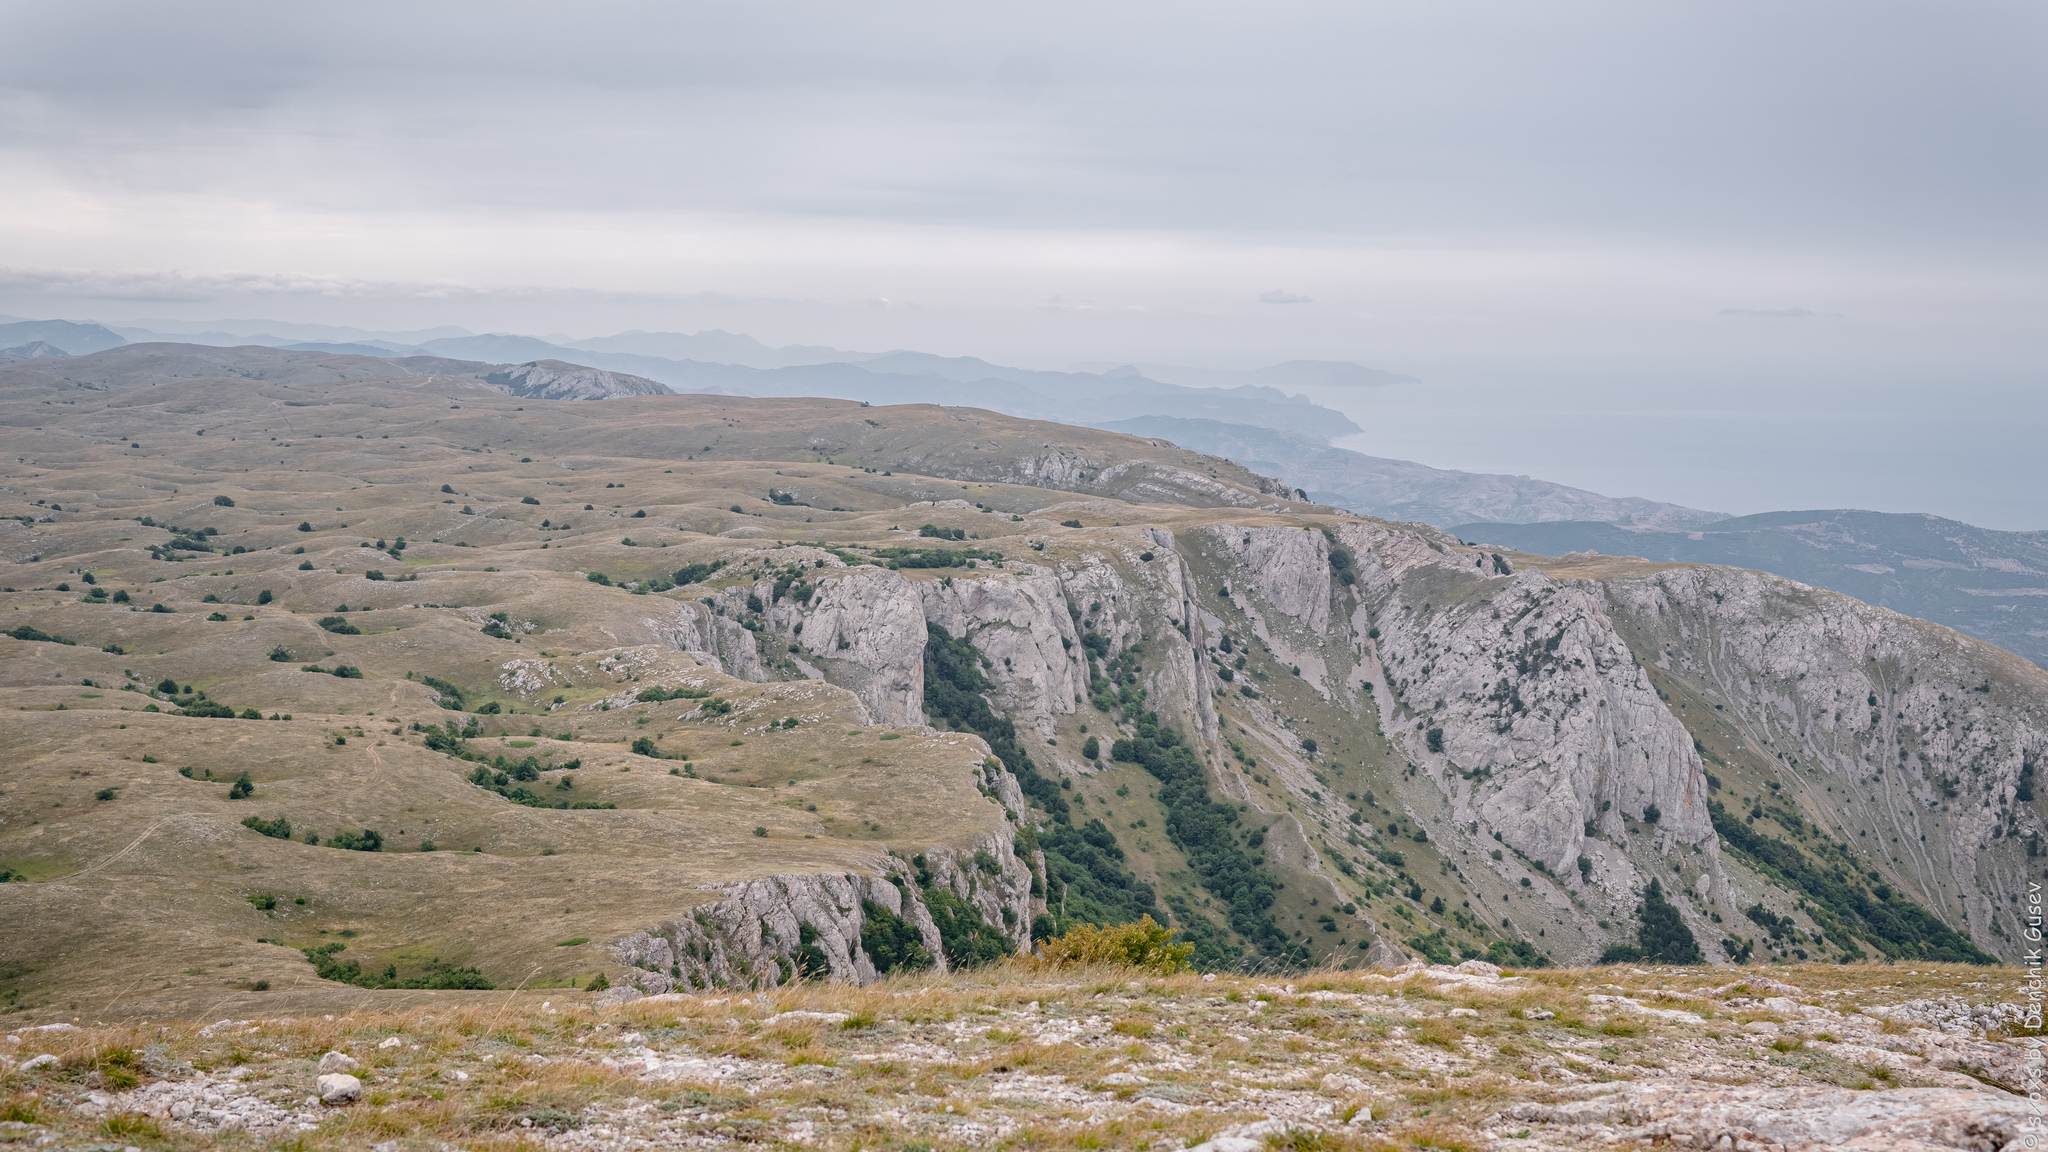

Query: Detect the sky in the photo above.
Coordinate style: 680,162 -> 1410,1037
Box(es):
1,2 -> 2042,526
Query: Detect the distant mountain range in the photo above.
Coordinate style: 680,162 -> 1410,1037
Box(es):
6,316 -> 2043,668
0,319 -> 129,356
1458,511 -> 2048,671
1069,359 -> 1420,391
1097,416 -> 1726,531
0,341 -> 671,402
3,319 -> 1371,442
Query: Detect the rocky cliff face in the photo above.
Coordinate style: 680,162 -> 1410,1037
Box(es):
1598,563 -> 2048,961
610,786 -> 1036,992
590,506 -> 2044,978
1332,521 -> 1732,959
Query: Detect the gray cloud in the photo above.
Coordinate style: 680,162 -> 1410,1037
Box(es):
1259,290 -> 1312,305
1,2 -> 2039,248
1719,308 -> 1819,318
0,1 -> 2038,392
0,266 -> 487,303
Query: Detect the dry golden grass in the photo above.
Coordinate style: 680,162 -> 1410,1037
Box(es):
16,960 -> 1999,1149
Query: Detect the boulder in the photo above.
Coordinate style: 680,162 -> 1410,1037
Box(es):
316,1072 -> 362,1105
1320,1072 -> 1368,1095
316,1051 -> 357,1073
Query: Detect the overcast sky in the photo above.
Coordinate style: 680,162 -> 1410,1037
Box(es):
1,2 -> 2042,522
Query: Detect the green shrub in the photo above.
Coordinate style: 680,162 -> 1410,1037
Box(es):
1600,878 -> 1702,964
920,883 -> 1013,968
1403,928 -> 1457,965
636,685 -> 712,702
859,899 -> 934,974
182,700 -> 237,718
242,815 -> 293,839
213,495 -> 235,506
1038,915 -> 1191,975
228,772 -> 255,799
300,942 -> 493,989
318,615 -> 359,635
671,560 -> 726,586
327,829 -> 383,852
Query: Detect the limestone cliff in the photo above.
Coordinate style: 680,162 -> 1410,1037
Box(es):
609,798 -> 1036,992
1598,563 -> 2048,961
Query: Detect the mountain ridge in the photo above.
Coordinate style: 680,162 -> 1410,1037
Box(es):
2,356 -> 2038,1006
1458,510 -> 2048,671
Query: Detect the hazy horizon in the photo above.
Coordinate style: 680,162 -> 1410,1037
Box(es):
2,1 -> 2040,528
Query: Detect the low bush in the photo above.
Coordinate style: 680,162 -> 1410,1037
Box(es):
1037,915 -> 1192,975
242,815 -> 293,839
635,685 -> 712,703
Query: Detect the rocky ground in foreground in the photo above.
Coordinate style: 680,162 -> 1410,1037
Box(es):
0,961 -> 2035,1152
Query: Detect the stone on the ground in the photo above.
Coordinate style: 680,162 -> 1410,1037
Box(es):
1499,1079 -> 2022,1152
316,1072 -> 362,1105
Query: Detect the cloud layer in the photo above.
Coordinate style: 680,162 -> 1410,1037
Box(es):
0,1 -> 2041,532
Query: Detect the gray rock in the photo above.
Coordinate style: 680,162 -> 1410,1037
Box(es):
1499,1079 -> 2022,1152
316,1072 -> 362,1105
315,1051 -> 357,1073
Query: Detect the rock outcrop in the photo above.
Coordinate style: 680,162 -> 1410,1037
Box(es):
1498,1080 -> 2022,1152
1600,563 -> 2048,961
610,805 -> 1035,992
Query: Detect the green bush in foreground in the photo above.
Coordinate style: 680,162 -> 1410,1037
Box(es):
1037,915 -> 1193,975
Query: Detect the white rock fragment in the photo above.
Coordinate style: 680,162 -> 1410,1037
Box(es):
316,1051 -> 358,1073
317,1073 -> 362,1105
20,1054 -> 56,1071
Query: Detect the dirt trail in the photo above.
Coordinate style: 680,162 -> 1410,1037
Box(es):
68,816 -> 170,879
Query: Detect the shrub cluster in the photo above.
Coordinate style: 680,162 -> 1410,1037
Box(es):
301,943 -> 493,989
1036,916 -> 1192,975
